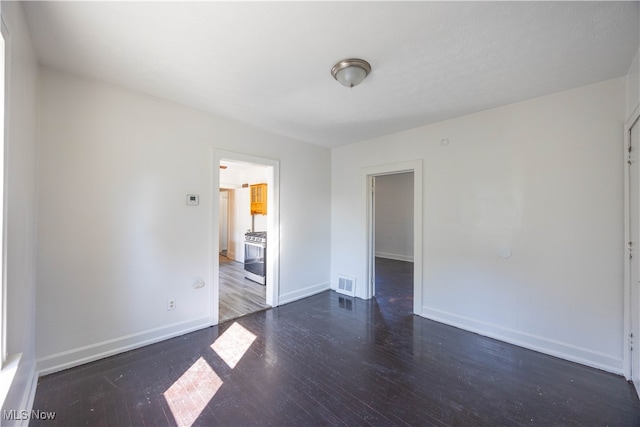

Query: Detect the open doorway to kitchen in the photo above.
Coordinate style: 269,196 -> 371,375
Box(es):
366,161 -> 423,317
212,150 -> 279,325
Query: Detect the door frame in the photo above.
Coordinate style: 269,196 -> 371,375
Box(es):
624,104 -> 640,383
218,189 -> 230,256
365,160 -> 423,315
220,188 -> 237,260
210,149 -> 280,325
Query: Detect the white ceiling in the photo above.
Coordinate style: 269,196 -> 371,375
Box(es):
23,1 -> 639,148
220,160 -> 268,188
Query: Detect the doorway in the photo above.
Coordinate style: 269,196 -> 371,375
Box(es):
211,150 -> 280,325
219,189 -> 229,257
218,177 -> 269,323
365,160 -> 423,316
372,172 -> 415,316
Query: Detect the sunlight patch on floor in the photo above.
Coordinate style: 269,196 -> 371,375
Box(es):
163,357 -> 223,427
211,321 -> 257,369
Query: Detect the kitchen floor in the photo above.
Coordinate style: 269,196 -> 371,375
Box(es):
219,255 -> 270,322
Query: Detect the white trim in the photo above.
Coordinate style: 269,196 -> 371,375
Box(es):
624,103 -> 640,389
210,151 -> 220,325
278,281 -> 330,306
422,306 -> 623,375
375,252 -> 414,263
0,353 -> 19,409
13,363 -> 37,427
364,160 -> 423,315
0,15 -> 8,369
0,354 -> 37,425
36,317 -> 210,375
211,149 -> 280,326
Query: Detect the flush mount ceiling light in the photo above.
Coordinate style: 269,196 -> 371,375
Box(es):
331,58 -> 371,88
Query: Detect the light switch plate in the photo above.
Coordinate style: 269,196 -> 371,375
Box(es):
186,194 -> 199,205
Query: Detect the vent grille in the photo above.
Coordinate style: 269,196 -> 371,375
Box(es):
337,275 -> 356,297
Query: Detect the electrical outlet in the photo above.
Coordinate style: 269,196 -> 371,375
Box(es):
167,298 -> 176,311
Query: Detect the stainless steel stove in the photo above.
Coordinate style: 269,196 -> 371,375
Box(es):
244,231 -> 266,285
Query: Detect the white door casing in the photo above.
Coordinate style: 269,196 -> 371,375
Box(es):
370,176 -> 376,296
624,105 -> 640,397
211,149 -> 280,326
365,160 -> 423,315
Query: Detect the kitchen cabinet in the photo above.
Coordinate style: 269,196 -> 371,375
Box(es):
250,183 -> 267,215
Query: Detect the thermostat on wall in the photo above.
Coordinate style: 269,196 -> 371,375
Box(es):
186,194 -> 199,206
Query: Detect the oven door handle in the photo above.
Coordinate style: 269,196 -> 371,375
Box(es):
244,241 -> 266,248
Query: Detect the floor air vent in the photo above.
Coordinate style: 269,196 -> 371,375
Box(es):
337,275 -> 356,297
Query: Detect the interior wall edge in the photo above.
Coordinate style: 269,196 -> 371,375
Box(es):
421,306 -> 623,375
1,0 -> 40,420
36,317 -> 211,377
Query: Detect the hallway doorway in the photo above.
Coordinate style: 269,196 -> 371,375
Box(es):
365,160 -> 423,316
372,172 -> 414,316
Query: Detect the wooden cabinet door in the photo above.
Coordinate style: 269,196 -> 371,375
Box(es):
250,183 -> 267,215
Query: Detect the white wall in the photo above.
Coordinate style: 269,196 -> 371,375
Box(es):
0,0 -> 39,420
627,49 -> 639,118
36,68 -> 331,373
219,191 -> 228,251
228,187 -> 252,262
374,172 -> 414,261
332,77 -> 626,374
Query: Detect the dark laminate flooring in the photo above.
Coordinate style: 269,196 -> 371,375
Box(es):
219,255 -> 269,323
31,259 -> 640,426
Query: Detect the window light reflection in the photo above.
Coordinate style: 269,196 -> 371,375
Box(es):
211,321 -> 257,369
163,357 -> 223,427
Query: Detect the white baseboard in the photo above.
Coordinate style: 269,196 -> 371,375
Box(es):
421,305 -> 623,375
0,355 -> 38,427
37,317 -> 211,376
279,281 -> 330,306
375,252 -> 414,262
15,366 -> 37,427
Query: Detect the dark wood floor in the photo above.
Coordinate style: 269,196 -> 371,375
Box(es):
375,256 -> 414,318
31,259 -> 640,426
218,255 -> 269,323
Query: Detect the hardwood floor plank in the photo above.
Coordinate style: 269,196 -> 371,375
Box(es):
30,259 -> 640,426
